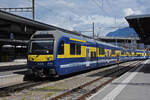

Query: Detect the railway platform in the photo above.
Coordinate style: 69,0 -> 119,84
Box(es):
88,59 -> 150,100
0,59 -> 26,74
0,59 -> 27,88
0,59 -> 26,67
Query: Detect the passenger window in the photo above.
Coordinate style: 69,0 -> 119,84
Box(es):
58,41 -> 64,55
90,52 -> 94,61
99,48 -> 105,55
70,43 -> 81,55
90,52 -> 96,61
121,50 -> 124,55
111,49 -> 115,55
76,44 -> 81,55
70,43 -> 76,55
94,52 -> 96,59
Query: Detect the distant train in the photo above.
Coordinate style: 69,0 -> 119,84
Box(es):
26,30 -> 150,78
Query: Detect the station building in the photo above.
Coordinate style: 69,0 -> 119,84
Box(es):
126,14 -> 150,47
0,10 -> 77,61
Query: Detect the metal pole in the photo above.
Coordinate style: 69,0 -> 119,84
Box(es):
115,39 -> 117,46
93,22 -> 94,38
32,0 -> 35,20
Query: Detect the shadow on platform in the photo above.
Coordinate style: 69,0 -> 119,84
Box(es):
13,70 -> 27,75
129,61 -> 150,74
87,65 -> 120,77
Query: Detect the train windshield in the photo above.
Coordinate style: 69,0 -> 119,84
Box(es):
29,40 -> 54,54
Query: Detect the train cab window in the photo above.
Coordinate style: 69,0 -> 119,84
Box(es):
99,48 -> 105,55
58,41 -> 64,55
30,40 -> 54,54
70,43 -> 76,55
32,34 -> 54,39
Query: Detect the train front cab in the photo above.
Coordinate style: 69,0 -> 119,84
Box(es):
27,32 -> 57,77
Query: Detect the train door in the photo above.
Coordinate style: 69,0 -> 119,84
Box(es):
96,47 -> 98,67
105,49 -> 109,63
86,47 -> 90,67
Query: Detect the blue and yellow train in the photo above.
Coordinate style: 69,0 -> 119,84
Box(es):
26,30 -> 149,78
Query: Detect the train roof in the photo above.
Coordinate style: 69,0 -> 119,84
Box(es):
33,30 -> 145,51
33,30 -> 123,49
58,30 -> 123,49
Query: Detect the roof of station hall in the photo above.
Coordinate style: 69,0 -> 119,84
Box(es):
126,14 -> 150,44
0,10 -> 80,35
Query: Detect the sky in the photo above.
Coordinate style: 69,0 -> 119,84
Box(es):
0,0 -> 149,36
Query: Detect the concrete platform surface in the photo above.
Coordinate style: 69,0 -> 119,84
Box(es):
0,59 -> 27,75
0,74 -> 24,88
0,59 -> 27,87
88,59 -> 150,100
0,59 -> 27,67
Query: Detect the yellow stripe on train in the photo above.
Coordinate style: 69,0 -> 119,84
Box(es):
28,55 -> 53,62
70,38 -> 86,43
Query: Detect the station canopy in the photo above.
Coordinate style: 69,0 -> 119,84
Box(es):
0,10 -> 79,41
126,14 -> 150,45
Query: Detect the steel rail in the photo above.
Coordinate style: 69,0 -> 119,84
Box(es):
77,60 -> 143,100
0,60 -> 143,98
0,79 -> 50,97
51,60 -> 143,100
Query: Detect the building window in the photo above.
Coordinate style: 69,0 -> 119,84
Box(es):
58,41 -> 64,55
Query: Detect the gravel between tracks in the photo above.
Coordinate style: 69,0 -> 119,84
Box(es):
0,61 -> 138,100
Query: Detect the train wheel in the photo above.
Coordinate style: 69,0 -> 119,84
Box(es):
23,73 -> 35,81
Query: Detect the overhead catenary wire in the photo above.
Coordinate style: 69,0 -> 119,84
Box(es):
92,0 -> 128,36
91,0 -> 111,16
27,0 -> 75,26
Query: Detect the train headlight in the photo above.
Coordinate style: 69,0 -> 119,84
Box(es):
47,58 -> 50,61
47,57 -> 52,61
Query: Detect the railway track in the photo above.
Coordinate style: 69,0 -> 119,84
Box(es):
0,60 -> 143,99
0,81 -> 44,97
50,60 -> 143,100
0,75 -> 59,97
